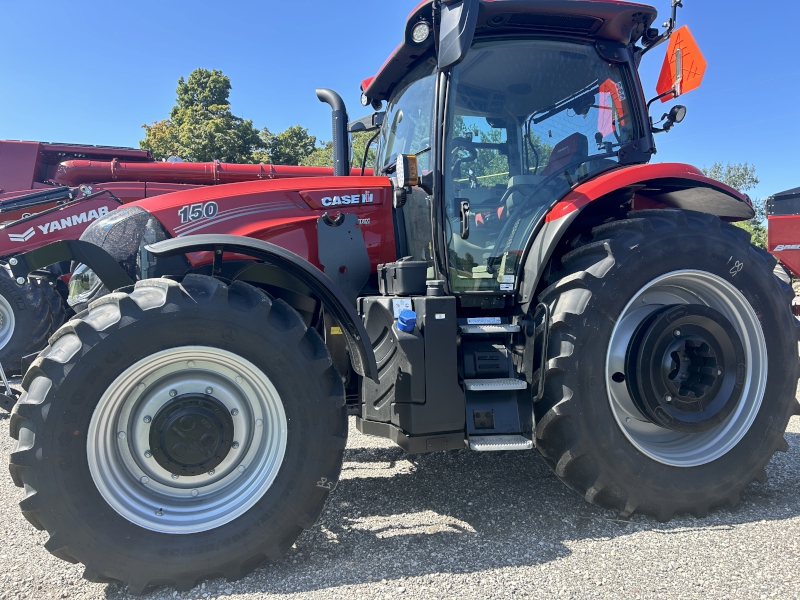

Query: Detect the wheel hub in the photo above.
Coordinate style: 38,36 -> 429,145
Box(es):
626,304 -> 746,434
150,394 -> 234,476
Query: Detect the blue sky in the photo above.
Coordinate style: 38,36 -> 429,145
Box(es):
0,0 -> 797,201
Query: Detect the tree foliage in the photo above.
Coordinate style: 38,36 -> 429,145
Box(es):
140,69 -> 262,163
702,162 -> 767,250
255,125 -> 318,166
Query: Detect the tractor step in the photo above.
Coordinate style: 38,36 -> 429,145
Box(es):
459,324 -> 520,335
464,378 -> 527,391
469,435 -> 534,452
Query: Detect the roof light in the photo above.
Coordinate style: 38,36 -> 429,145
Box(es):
411,21 -> 431,44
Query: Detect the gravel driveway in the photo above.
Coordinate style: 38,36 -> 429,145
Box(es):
2,389 -> 800,600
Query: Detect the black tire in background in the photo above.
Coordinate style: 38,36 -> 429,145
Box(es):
9,275 -> 347,593
0,265 -> 52,373
534,209 -> 800,521
32,275 -> 66,332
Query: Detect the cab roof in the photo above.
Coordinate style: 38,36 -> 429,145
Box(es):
362,0 -> 658,101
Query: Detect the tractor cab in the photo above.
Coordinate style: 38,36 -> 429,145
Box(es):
363,0 -> 658,299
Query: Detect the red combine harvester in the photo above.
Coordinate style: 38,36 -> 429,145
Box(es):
0,141 -> 366,374
6,0 -> 798,594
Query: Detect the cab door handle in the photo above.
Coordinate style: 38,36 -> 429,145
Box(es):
460,200 -> 471,240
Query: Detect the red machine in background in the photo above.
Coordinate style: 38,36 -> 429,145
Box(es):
767,187 -> 800,313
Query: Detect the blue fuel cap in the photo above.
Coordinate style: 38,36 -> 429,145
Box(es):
397,310 -> 417,333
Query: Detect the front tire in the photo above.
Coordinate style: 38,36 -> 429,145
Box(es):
0,265 -> 52,373
9,275 -> 346,593
535,210 -> 800,520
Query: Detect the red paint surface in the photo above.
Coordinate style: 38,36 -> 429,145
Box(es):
130,176 -> 396,272
544,162 -> 749,222
768,215 -> 800,279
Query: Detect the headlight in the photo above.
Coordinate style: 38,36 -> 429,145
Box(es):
68,263 -> 102,307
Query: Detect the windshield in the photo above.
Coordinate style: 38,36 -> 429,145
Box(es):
444,39 -> 638,293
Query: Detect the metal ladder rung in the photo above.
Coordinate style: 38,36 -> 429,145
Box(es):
459,324 -> 520,335
469,435 -> 534,452
464,378 -> 527,391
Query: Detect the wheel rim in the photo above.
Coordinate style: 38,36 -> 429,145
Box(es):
606,270 -> 768,467
0,291 -> 16,349
87,346 -> 288,534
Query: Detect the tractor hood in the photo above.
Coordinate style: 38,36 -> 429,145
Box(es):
77,176 -> 396,285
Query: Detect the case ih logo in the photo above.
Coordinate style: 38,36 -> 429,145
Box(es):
8,227 -> 35,243
320,192 -> 375,207
774,244 -> 800,251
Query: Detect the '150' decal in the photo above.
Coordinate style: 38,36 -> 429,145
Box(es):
178,202 -> 219,224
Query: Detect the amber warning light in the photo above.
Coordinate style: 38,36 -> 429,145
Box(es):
656,25 -> 707,102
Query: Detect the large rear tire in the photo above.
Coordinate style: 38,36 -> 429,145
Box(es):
8,275 -> 346,593
0,265 -> 52,373
535,210 -> 800,520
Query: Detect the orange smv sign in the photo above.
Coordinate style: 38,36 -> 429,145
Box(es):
655,25 -> 707,102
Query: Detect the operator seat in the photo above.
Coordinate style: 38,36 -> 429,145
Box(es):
541,133 -> 589,177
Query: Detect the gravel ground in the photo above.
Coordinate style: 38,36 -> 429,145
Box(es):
2,386 -> 800,600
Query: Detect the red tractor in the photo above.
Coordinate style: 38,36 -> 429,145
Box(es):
0,140 -> 364,374
7,0 -> 798,594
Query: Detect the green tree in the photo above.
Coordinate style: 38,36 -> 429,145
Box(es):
140,68 -> 263,163
255,125 -> 318,165
300,131 -> 378,172
702,162 -> 767,249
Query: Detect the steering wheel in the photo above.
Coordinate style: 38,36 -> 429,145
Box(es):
450,137 -> 478,180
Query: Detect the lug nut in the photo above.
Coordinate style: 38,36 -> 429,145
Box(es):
15,277 -> 25,285
187,361 -> 195,368
9,258 -> 17,266
140,476 -> 149,484
205,387 -> 213,395
673,329 -> 682,337
238,465 -> 246,473
208,469 -> 216,476
256,419 -> 263,427
191,489 -> 199,497
232,441 -> 240,449
231,408 -> 239,416
664,394 -> 674,404
235,376 -> 243,384
717,368 -> 723,376
144,450 -> 152,458
143,415 -> 152,424
117,431 -> 126,439
169,389 -> 178,397
171,474 -> 179,480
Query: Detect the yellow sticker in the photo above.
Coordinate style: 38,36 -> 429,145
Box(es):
330,326 -> 343,335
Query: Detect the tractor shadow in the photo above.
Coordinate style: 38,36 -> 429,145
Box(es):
114,422 -> 800,597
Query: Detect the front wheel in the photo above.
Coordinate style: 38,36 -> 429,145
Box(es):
534,210 -> 800,520
9,275 -> 347,593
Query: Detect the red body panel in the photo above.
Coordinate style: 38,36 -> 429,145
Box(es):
0,195 -> 123,254
768,215 -> 800,279
545,163 -> 751,223
130,176 -> 396,272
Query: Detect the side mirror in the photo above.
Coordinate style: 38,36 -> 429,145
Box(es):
438,0 -> 480,70
655,26 -> 707,102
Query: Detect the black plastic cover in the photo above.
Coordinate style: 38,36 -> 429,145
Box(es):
378,259 -> 429,296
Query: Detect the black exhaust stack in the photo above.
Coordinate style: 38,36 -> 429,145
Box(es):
316,89 -> 350,177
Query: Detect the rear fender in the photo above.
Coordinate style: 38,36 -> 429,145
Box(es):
518,163 -> 755,310
145,234 -> 378,382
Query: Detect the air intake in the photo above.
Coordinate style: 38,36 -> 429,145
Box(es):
504,13 -> 603,35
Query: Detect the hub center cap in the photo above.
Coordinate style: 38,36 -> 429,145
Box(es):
626,304 -> 746,434
149,394 -> 234,476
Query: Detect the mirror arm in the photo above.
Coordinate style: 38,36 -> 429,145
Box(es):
640,0 -> 683,56
646,88 -> 677,111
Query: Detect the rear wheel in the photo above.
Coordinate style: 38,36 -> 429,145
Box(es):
534,210 -> 800,520
0,265 -> 52,373
9,275 -> 346,593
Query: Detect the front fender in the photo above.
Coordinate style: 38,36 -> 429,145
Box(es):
145,234 -> 378,382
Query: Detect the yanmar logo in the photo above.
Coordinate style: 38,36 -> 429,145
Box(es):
8,206 -> 110,243
8,227 -> 35,243
774,244 -> 800,251
320,192 -> 374,207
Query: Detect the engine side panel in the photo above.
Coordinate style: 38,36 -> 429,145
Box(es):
129,176 -> 396,273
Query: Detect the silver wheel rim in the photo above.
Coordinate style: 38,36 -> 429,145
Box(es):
0,291 -> 16,349
606,270 -> 768,467
87,346 -> 288,534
